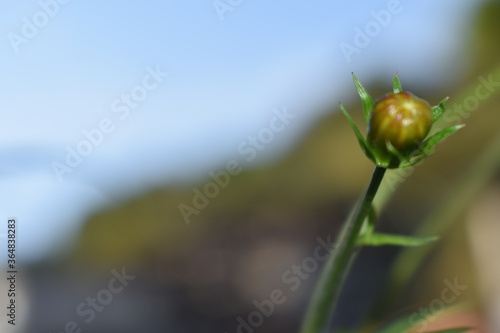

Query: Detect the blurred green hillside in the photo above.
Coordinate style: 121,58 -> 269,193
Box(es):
54,1 -> 500,331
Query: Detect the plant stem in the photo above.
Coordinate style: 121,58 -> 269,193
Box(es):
365,127 -> 500,327
362,62 -> 500,327
300,166 -> 386,333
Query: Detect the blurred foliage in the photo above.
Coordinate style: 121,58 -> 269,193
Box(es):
54,1 -> 500,331
471,0 -> 500,74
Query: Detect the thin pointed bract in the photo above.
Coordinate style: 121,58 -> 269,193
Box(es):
392,73 -> 403,93
340,104 -> 376,162
431,97 -> 450,123
417,124 -> 466,157
351,73 -> 374,124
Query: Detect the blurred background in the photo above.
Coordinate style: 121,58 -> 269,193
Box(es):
1,0 -> 500,332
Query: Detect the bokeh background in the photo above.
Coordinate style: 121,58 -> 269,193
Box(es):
1,0 -> 500,332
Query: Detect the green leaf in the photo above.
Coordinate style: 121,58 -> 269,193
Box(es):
352,73 -> 374,124
340,103 -> 376,163
392,73 -> 403,93
427,328 -> 473,333
414,124 -> 466,158
358,232 -> 438,247
431,97 -> 450,123
375,315 -> 471,333
374,316 -> 415,333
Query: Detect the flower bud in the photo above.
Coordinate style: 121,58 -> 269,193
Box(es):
367,92 -> 433,158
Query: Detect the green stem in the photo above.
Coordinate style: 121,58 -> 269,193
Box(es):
300,166 -> 386,333
362,62 -> 500,327
365,126 -> 500,327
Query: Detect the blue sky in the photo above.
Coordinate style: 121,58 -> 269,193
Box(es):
0,0 -> 482,261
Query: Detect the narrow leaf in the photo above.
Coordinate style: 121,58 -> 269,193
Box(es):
352,73 -> 374,124
340,103 -> 376,162
358,232 -> 438,247
416,124 -> 466,157
376,315 -> 471,333
374,316 -> 416,333
392,73 -> 403,93
431,97 -> 450,123
427,328 -> 473,333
